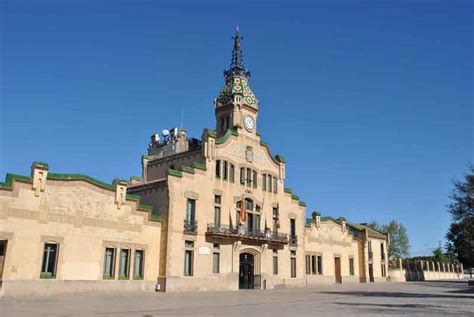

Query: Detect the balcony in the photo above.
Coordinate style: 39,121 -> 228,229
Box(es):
184,219 -> 198,234
206,224 -> 288,245
289,235 -> 298,247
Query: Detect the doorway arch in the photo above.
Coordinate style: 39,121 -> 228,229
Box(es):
239,248 -> 261,289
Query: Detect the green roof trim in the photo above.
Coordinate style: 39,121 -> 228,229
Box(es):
0,173 -> 33,190
284,187 -> 293,194
275,155 -> 285,163
260,141 -> 269,147
47,173 -> 116,191
32,161 -> 49,168
126,194 -> 141,202
299,201 -> 306,207
192,162 -> 207,171
167,168 -> 183,178
291,194 -> 299,201
180,166 -> 195,174
215,128 -> 239,144
130,176 -> 142,181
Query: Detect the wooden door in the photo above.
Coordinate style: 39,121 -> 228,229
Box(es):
0,240 -> 7,280
335,257 -> 342,283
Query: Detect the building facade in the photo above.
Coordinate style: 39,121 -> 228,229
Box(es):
0,29 -> 402,297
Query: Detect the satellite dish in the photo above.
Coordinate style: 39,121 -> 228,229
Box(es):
161,129 -> 170,137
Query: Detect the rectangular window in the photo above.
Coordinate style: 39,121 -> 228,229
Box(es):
214,206 -> 221,227
184,241 -> 194,276
41,243 -> 59,278
268,175 -> 272,192
252,170 -> 257,188
103,247 -> 116,279
240,167 -> 245,185
186,199 -> 195,223
230,164 -> 235,183
381,243 -> 385,261
290,219 -> 296,237
273,177 -> 278,193
215,160 -> 221,179
273,249 -> 278,275
291,256 -> 297,278
262,174 -> 267,191
349,257 -> 354,276
311,255 -> 317,274
305,255 -> 311,274
119,249 -> 130,279
317,255 -> 323,275
134,250 -> 144,279
223,161 -> 228,180
381,264 -> 386,277
213,252 -> 220,274
246,168 -> 252,187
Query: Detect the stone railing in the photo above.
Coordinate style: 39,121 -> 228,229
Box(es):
388,258 -> 464,282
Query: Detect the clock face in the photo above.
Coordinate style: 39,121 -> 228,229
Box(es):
244,115 -> 255,131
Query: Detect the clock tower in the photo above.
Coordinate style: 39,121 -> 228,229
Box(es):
214,27 -> 259,137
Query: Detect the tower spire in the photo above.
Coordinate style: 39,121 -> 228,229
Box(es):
224,26 -> 250,78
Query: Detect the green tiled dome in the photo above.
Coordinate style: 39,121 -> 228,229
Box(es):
215,76 -> 259,109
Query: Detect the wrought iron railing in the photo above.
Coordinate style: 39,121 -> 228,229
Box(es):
206,224 -> 288,244
184,219 -> 198,234
289,235 -> 298,246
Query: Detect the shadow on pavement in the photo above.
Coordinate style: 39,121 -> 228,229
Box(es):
318,291 -> 473,299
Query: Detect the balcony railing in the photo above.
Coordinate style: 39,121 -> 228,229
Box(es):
184,219 -> 198,234
206,224 -> 288,244
289,235 -> 298,246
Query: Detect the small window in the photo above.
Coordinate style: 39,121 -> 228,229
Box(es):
305,255 -> 311,274
317,255 -> 323,275
230,164 -> 235,183
262,174 -> 267,191
186,199 -> 196,223
215,160 -> 221,179
381,264 -> 386,277
134,250 -> 145,279
223,161 -> 228,180
240,167 -> 245,185
291,257 -> 297,278
41,243 -> 59,278
213,252 -> 220,274
184,241 -> 194,276
103,247 -> 116,279
214,195 -> 221,205
119,249 -> 131,279
252,170 -> 257,188
214,205 -> 221,227
311,255 -> 317,274
273,249 -> 278,275
268,175 -> 272,192
349,257 -> 354,276
273,177 -> 278,193
246,168 -> 252,187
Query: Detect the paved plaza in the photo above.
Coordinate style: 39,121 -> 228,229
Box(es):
1,280 -> 473,317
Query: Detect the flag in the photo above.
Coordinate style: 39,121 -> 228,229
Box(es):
240,194 -> 246,223
229,208 -> 233,230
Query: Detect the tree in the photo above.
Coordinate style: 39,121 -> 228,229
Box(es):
446,165 -> 474,277
432,244 -> 448,263
367,220 -> 410,259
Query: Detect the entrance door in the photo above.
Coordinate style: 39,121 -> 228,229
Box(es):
334,257 -> 342,284
239,253 -> 254,289
369,263 -> 374,282
0,240 -> 7,281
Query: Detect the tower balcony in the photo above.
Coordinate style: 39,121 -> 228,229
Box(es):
206,224 -> 288,245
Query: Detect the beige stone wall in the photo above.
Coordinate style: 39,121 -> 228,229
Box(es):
145,150 -> 204,182
304,220 -> 362,284
0,174 -> 161,297
367,237 -> 388,281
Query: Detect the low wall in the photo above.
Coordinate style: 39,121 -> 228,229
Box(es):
1,280 -> 156,298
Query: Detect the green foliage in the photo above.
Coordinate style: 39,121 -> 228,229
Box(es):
133,275 -> 144,280
446,165 -> 474,269
103,275 -> 114,280
368,220 -> 410,259
432,245 -> 448,263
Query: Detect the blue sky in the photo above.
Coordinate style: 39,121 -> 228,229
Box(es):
1,1 -> 472,256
